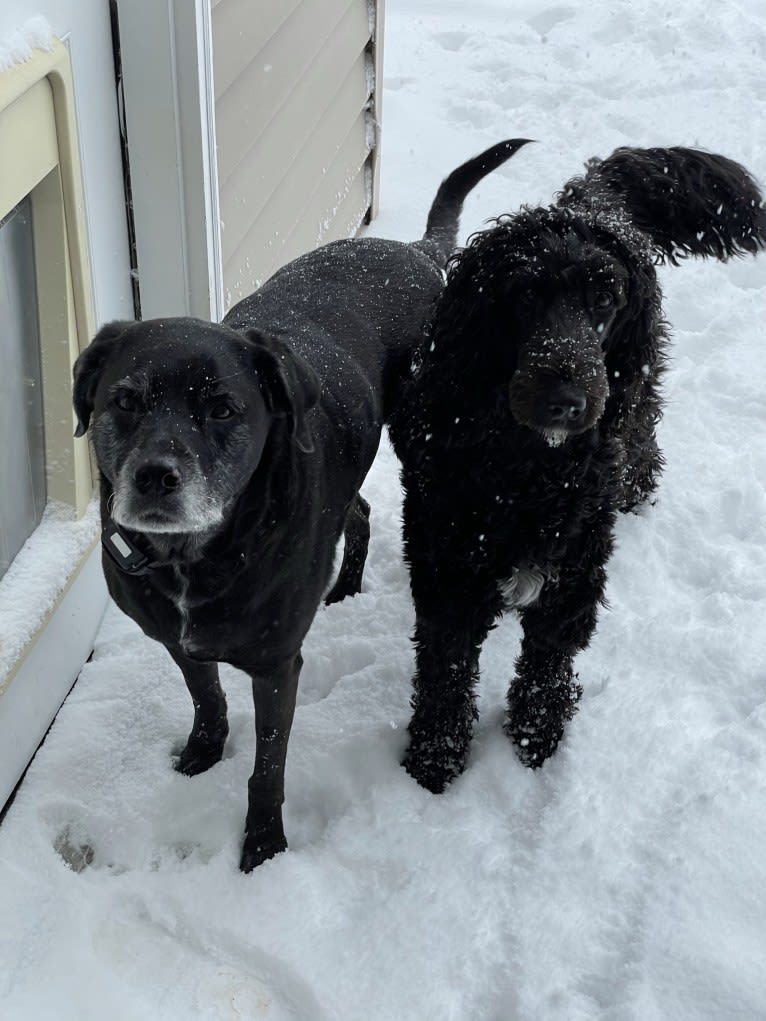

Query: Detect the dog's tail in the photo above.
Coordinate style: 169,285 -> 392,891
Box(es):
421,138 -> 533,263
563,146 -> 766,264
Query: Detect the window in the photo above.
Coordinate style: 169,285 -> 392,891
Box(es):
0,53 -> 97,566
0,198 -> 46,579
0,43 -> 100,684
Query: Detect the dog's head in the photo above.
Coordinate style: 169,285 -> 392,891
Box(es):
430,206 -> 656,446
73,318 -> 320,535
419,144 -> 763,449
499,208 -> 641,445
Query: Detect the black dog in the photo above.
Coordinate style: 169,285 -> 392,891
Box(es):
72,139 -> 529,871
388,146 -> 765,792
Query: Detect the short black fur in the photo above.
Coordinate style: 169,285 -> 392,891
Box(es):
72,140 -> 529,870
389,145 -> 765,792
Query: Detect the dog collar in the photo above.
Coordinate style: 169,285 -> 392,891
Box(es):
102,519 -> 162,576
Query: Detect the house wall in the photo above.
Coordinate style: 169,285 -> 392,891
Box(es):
212,0 -> 382,307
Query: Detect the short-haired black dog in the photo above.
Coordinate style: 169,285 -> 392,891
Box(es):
72,139 -> 529,870
388,146 -> 765,792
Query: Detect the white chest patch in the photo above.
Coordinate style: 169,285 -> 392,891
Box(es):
172,567 -> 191,642
499,566 -> 547,609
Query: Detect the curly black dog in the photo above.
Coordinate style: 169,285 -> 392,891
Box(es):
72,139 -> 530,870
388,145 -> 765,792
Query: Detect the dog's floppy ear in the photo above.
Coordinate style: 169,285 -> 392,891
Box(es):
72,320 -> 133,436
570,146 -> 766,264
598,237 -> 663,373
242,329 -> 320,454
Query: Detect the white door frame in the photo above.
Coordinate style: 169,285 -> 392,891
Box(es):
116,0 -> 224,322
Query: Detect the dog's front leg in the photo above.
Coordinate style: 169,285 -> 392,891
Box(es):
505,550 -> 610,767
168,646 -> 229,775
404,595 -> 499,794
240,651 -> 302,872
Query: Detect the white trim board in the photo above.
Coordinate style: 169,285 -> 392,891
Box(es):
116,0 -> 223,321
0,546 -> 107,808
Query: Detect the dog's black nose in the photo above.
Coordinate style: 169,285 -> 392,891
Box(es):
134,462 -> 182,494
547,386 -> 588,423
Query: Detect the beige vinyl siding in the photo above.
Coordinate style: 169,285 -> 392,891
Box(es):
217,42 -> 368,269
212,0 -> 378,309
211,0 -> 302,101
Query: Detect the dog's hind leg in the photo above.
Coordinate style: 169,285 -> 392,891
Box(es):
168,647 -> 229,776
240,651 -> 302,872
325,494 -> 371,604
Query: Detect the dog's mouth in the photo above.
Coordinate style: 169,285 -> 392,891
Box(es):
539,427 -> 573,448
508,380 -> 604,446
113,503 -> 221,535
112,476 -> 225,536
118,506 -> 192,533
507,347 -> 610,447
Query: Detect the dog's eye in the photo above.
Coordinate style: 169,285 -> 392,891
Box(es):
115,392 -> 139,412
209,402 -> 235,420
516,288 -> 537,308
594,291 -> 614,309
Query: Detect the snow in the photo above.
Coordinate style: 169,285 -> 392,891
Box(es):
1,1 -> 766,1018
0,16 -> 53,72
0,500 -> 100,684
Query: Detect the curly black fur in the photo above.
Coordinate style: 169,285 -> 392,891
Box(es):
389,145 -> 765,792
561,146 -> 766,264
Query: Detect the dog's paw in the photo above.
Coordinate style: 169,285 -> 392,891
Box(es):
402,732 -> 470,793
173,719 -> 229,776
239,831 -> 288,873
323,577 -> 360,605
505,676 -> 582,768
506,724 -> 564,768
403,702 -> 477,792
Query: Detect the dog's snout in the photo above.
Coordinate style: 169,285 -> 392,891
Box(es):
547,385 -> 588,423
134,462 -> 182,495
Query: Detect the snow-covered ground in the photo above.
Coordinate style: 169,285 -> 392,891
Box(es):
2,2 -> 766,1018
